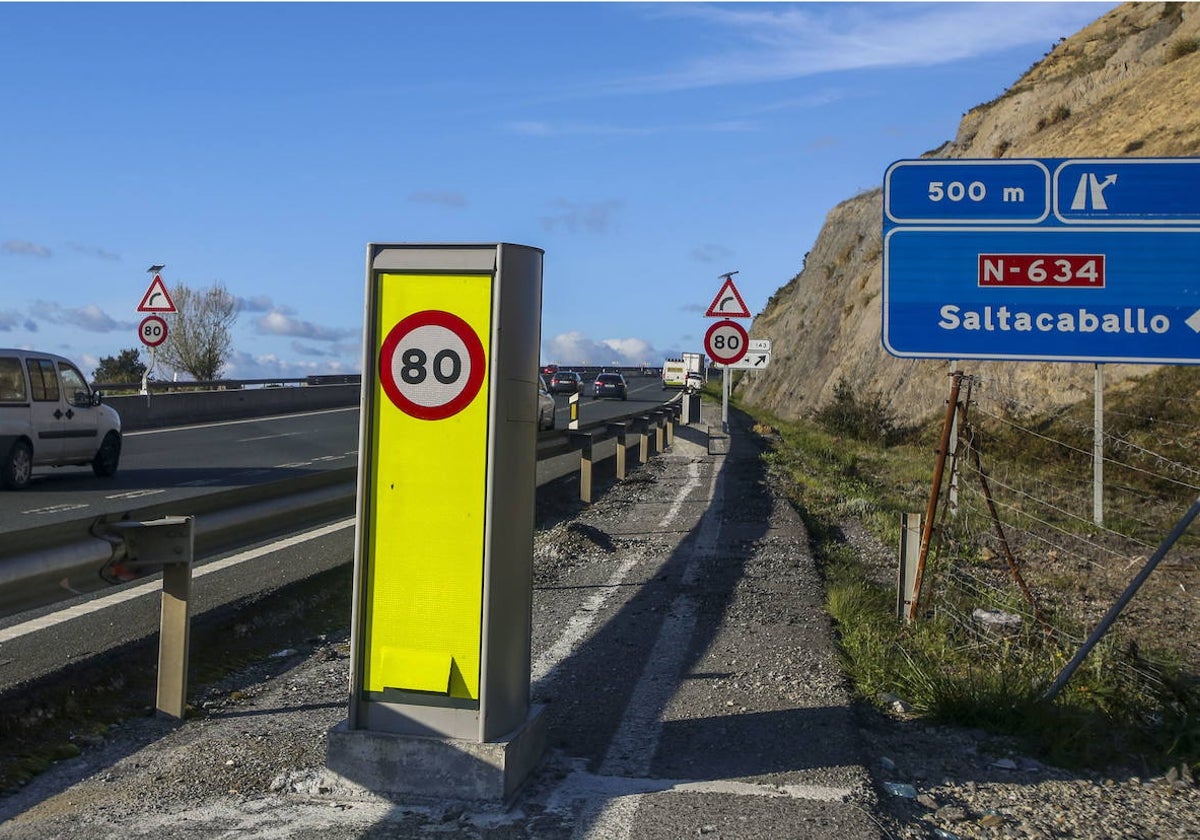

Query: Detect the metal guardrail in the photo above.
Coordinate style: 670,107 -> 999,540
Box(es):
1,396 -> 688,620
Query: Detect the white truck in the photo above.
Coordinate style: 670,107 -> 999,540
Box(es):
662,352 -> 704,390
661,358 -> 687,389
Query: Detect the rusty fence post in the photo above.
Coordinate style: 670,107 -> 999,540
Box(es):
908,371 -> 964,622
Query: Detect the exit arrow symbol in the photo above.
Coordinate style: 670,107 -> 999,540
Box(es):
1187,309 -> 1200,333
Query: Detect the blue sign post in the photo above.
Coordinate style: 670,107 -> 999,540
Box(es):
882,158 -> 1200,364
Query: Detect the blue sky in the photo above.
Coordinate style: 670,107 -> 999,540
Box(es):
0,1 -> 1116,379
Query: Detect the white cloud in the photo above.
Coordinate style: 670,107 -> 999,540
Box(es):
3,239 -> 51,258
30,301 -> 130,333
254,309 -> 358,342
221,350 -> 359,380
616,2 -> 1112,93
545,331 -> 659,366
236,294 -> 274,313
67,242 -> 120,261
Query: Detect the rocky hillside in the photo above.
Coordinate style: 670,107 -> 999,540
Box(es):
737,1 -> 1200,422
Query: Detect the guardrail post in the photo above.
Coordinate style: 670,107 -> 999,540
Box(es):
101,516 -> 195,719
637,416 -> 651,463
897,513 -> 921,623
567,431 -> 594,503
653,410 -> 665,454
664,407 -> 675,448
607,421 -> 629,480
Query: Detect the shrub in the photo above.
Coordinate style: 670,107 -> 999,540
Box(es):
1169,37 -> 1200,61
813,377 -> 899,445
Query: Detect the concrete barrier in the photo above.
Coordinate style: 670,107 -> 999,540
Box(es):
105,384 -> 361,431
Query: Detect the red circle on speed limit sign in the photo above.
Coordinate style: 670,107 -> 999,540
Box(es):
379,310 -> 487,421
138,315 -> 169,348
704,319 -> 748,365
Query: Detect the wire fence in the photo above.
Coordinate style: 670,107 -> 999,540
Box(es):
918,369 -> 1200,697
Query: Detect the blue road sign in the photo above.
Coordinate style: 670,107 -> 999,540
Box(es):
885,160 -> 1051,224
883,158 -> 1200,364
1054,159 -> 1200,224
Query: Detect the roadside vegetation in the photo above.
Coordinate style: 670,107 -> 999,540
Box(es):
733,370 -> 1200,773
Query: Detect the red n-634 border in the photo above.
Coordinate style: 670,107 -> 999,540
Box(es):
379,309 -> 486,421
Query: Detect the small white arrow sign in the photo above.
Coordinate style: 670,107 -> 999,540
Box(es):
1187,309 -> 1200,333
720,352 -> 771,370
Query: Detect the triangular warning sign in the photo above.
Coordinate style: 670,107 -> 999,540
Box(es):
704,277 -> 751,318
137,275 -> 177,313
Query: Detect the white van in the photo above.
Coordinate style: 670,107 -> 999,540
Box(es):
0,349 -> 122,489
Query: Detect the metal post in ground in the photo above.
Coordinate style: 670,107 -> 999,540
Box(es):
1044,494 -> 1200,702
608,422 -> 628,480
909,371 -> 964,622
568,431 -> 594,503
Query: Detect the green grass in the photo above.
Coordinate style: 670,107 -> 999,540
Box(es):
732,375 -> 1200,772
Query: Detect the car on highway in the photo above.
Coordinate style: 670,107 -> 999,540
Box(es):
592,372 -> 628,400
538,376 -> 556,430
541,364 -> 558,376
0,349 -> 122,489
548,370 -> 582,394
685,371 -> 704,392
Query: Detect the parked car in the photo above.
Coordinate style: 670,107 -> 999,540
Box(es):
0,349 -> 122,489
537,376 -> 556,430
592,372 -> 628,400
548,370 -> 582,394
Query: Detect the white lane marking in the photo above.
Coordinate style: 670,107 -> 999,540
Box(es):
274,462 -> 313,469
577,455 -> 727,840
22,503 -> 89,515
0,519 -> 356,645
656,461 -> 702,529
123,406 -> 358,437
531,552 -> 643,688
237,432 -> 302,443
547,765 -> 853,810
597,596 -> 700,777
105,489 -> 167,500
533,458 -> 707,693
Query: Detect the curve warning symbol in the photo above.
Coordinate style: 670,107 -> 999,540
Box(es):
379,309 -> 486,421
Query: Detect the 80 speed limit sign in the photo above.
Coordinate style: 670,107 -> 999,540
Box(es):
138,314 -> 169,348
704,319 -> 748,365
379,309 -> 486,421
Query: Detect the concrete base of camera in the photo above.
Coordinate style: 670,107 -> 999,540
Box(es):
325,705 -> 545,802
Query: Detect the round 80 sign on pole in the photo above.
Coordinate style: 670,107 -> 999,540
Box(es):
138,315 -> 168,348
379,309 -> 486,421
705,319 -> 748,365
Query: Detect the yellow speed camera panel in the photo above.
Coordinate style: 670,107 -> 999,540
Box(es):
363,272 -> 493,699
